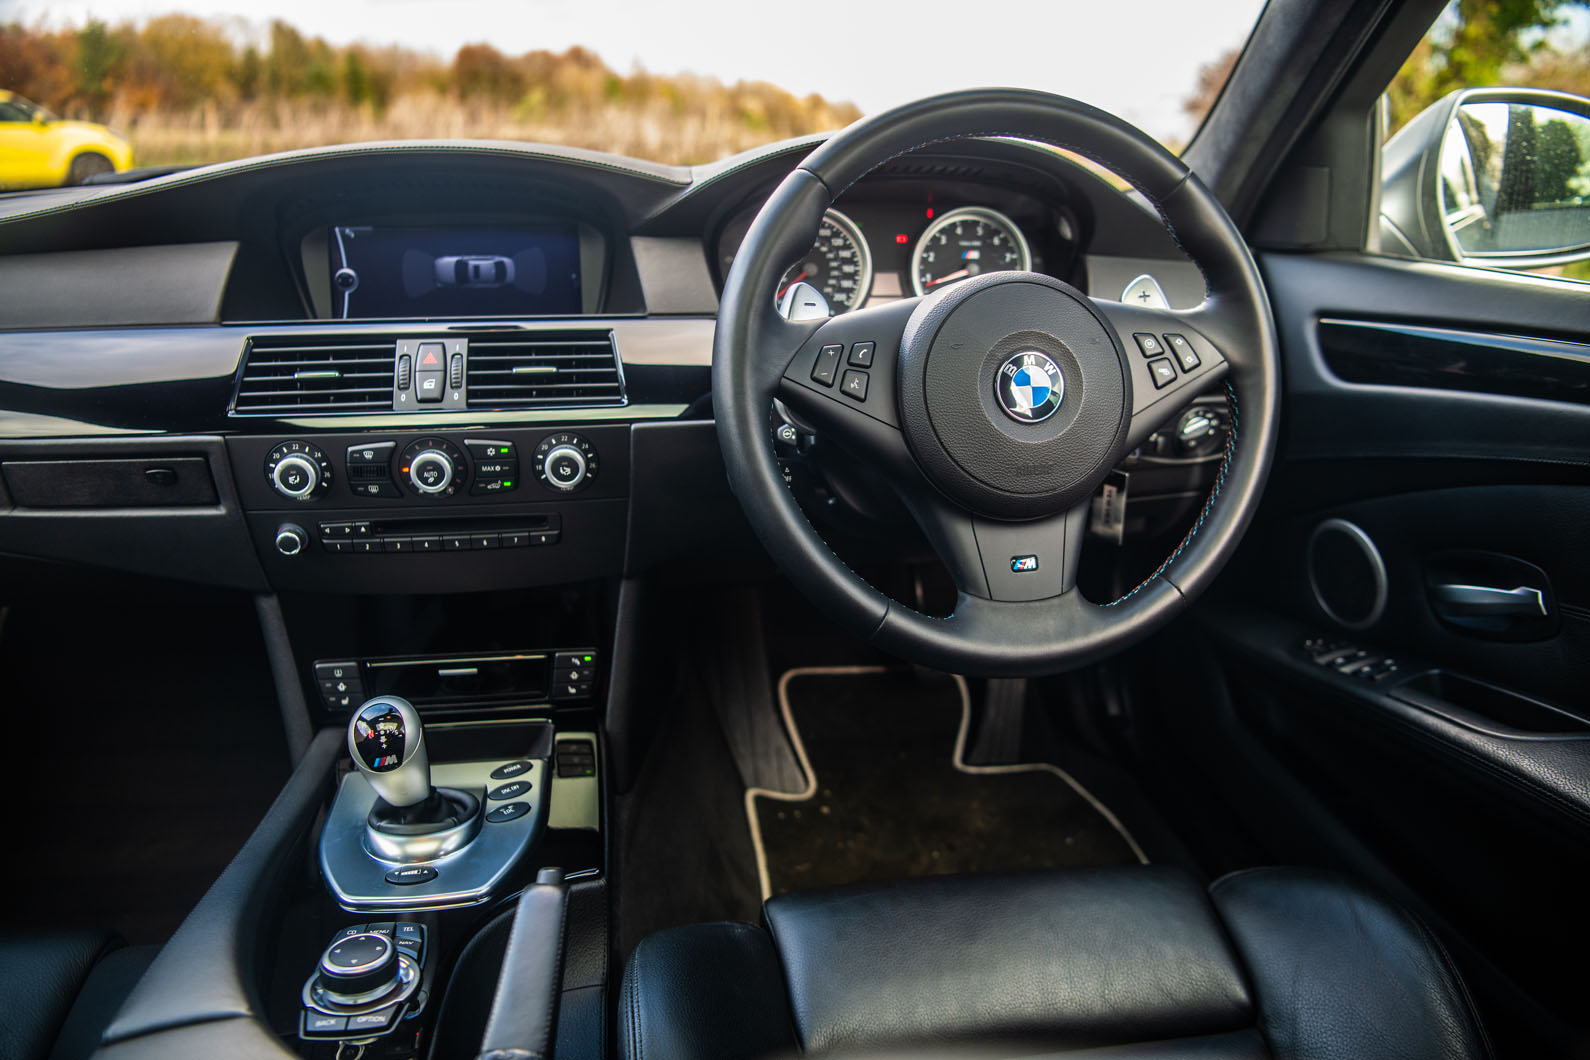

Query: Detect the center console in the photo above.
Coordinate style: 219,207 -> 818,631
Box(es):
284,695 -> 600,1055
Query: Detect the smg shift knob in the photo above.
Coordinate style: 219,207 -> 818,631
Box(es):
348,696 -> 432,808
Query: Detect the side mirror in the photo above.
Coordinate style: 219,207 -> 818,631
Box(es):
1381,88 -> 1590,268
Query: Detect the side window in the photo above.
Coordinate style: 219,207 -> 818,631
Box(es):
1378,1 -> 1590,283
0,102 -> 32,123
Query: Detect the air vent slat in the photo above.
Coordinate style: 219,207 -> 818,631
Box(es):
465,331 -> 624,410
233,335 -> 395,415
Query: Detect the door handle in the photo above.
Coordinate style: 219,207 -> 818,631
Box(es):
1429,583 -> 1548,618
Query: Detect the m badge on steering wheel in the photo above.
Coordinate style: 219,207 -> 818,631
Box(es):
996,351 -> 1064,423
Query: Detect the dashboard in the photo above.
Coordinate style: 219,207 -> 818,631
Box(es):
0,134 -> 1218,607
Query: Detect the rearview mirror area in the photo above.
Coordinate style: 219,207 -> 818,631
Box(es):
1381,88 -> 1590,270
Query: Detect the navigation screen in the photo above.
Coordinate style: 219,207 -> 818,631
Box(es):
329,224 -> 582,318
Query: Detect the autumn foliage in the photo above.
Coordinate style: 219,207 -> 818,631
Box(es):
0,15 -> 863,166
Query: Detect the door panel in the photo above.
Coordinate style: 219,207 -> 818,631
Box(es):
1186,250 -> 1590,1056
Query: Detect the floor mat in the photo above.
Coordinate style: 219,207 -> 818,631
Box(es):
748,667 -> 1145,898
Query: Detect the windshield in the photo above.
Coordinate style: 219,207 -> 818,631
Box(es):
1,0 -> 1265,169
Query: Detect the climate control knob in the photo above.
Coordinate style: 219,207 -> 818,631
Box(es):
534,434 -> 598,493
266,442 -> 332,501
408,450 -> 454,494
398,438 -> 467,498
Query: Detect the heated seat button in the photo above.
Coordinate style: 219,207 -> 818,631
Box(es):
811,344 -> 842,386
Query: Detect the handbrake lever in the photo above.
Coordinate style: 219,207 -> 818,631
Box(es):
478,867 -> 569,1060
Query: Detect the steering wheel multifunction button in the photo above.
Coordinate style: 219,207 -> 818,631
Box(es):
811,344 -> 842,386
1132,333 -> 1166,358
840,370 -> 869,401
1165,334 -> 1200,371
1148,358 -> 1178,389
847,341 -> 875,367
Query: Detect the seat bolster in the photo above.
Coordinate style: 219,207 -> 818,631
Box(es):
764,867 -> 1254,1055
618,922 -> 797,1060
0,931 -> 123,1060
1211,868 -> 1492,1060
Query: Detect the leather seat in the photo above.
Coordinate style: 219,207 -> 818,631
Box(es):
618,866 -> 1492,1059
0,931 -> 158,1060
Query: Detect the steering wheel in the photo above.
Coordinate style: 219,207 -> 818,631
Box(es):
714,89 -> 1280,676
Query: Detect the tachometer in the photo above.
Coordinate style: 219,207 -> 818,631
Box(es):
776,209 -> 873,314
910,206 -> 1032,296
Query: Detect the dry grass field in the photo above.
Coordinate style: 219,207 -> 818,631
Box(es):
118,92 -> 844,168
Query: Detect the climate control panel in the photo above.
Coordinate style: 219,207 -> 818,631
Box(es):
249,431 -> 607,505
232,426 -> 628,591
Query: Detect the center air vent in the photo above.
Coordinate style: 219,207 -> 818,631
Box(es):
234,335 -> 396,415
466,332 -> 624,410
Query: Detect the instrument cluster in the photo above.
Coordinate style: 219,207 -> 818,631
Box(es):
717,180 -> 1079,316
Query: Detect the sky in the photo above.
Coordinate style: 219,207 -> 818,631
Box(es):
0,0 -> 1270,142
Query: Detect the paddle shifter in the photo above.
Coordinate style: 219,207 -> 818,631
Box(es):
348,697 -> 480,851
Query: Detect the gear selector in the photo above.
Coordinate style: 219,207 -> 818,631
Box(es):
349,696 -> 432,808
322,697 -> 553,911
348,697 -> 481,861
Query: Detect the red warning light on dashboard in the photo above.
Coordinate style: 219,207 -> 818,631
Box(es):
925,208 -> 934,218
895,234 -> 909,244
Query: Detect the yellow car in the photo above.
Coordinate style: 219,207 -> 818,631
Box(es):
0,90 -> 134,188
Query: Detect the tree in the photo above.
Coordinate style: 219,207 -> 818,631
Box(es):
1183,47 -> 1240,129
453,43 -> 526,103
1387,0 -> 1590,132
74,20 -> 123,119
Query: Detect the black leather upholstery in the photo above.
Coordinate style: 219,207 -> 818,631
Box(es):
0,931 -> 155,1060
1209,869 -> 1492,1060
477,868 -> 568,1060
618,866 -> 1491,1059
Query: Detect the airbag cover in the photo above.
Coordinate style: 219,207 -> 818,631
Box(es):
897,273 -> 1131,518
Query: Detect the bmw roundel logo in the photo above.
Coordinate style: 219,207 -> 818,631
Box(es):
996,351 -> 1064,423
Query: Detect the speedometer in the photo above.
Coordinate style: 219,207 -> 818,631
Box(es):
776,208 -> 872,314
910,206 -> 1032,296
